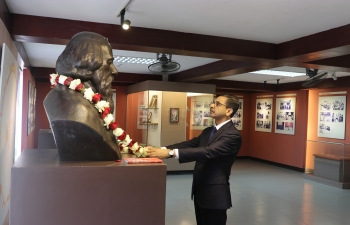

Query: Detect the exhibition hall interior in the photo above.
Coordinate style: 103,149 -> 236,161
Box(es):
1,0 -> 350,224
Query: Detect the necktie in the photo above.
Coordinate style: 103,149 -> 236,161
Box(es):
207,126 -> 217,143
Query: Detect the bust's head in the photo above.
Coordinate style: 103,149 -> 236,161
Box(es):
56,32 -> 117,112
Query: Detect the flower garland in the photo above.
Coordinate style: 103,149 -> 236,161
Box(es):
49,73 -> 148,158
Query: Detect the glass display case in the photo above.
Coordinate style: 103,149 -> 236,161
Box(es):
304,140 -> 350,187
126,90 -> 214,146
126,81 -> 215,171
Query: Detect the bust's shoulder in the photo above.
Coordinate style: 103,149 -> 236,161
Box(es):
46,85 -> 93,106
44,85 -> 99,122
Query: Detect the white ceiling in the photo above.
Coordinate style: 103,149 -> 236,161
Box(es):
6,0 -> 350,83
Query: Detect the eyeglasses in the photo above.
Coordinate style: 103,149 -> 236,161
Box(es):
210,101 -> 227,107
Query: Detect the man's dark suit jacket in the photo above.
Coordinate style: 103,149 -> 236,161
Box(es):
166,120 -> 242,209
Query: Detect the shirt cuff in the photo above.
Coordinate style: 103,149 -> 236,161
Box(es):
161,147 -> 179,159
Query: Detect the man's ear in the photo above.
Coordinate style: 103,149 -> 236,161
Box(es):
226,108 -> 233,116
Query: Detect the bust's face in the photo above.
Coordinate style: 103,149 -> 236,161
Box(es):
90,44 -> 118,112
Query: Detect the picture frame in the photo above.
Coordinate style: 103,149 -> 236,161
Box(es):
27,80 -> 36,135
170,108 -> 179,123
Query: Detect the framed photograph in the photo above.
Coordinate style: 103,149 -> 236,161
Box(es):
317,95 -> 346,139
275,97 -> 296,135
232,98 -> 243,130
170,108 -> 179,123
27,80 -> 36,135
255,98 -> 273,132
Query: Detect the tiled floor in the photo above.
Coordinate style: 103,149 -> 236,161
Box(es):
165,159 -> 350,225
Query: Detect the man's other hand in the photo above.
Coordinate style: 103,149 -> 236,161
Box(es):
146,146 -> 170,159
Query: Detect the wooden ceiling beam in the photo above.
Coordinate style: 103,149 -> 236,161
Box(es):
278,23 -> 350,62
10,13 -> 277,62
30,67 -> 163,85
10,14 -> 350,90
169,60 -> 283,82
277,75 -> 350,91
199,79 -> 277,92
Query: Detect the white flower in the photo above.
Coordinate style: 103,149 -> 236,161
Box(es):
69,79 -> 81,90
135,147 -> 147,158
95,100 -> 107,112
131,142 -> 139,151
50,73 -> 59,86
122,135 -> 132,146
141,148 -> 148,157
120,146 -> 129,153
83,87 -> 95,102
103,114 -> 114,127
113,128 -> 124,137
58,75 -> 68,85
134,149 -> 142,157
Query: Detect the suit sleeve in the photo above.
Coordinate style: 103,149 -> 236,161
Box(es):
178,128 -> 241,163
166,129 -> 207,149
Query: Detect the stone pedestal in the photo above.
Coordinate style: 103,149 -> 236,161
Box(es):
38,129 -> 56,149
10,149 -> 166,225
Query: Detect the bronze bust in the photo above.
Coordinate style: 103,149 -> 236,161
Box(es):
44,32 -> 121,161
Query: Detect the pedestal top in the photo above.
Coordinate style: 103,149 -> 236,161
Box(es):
14,149 -> 166,168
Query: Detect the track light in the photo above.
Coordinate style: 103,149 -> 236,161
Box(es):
120,8 -> 131,30
331,72 -> 337,80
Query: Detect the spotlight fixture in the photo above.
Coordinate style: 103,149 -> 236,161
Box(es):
277,79 -> 280,86
263,81 -> 267,87
331,72 -> 337,80
120,8 -> 131,30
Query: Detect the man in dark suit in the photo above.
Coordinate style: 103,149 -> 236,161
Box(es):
147,93 -> 242,225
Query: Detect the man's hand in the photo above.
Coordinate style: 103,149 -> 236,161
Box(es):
146,146 -> 170,159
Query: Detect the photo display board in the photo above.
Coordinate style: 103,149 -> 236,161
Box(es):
191,95 -> 214,130
231,99 -> 243,130
318,95 -> 346,139
255,98 -> 273,132
275,97 -> 296,135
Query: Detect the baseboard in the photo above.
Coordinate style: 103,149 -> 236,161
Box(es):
304,173 -> 350,189
236,156 -> 304,173
167,170 -> 194,175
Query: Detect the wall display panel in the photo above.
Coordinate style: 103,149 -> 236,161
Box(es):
318,95 -> 346,139
232,99 -> 243,130
255,98 -> 273,132
0,44 -> 19,224
275,97 -> 296,135
191,96 -> 214,130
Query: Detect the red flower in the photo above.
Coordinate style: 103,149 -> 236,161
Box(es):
109,121 -> 118,130
92,93 -> 101,104
101,107 -> 110,119
128,149 -> 133,154
55,75 -> 60,84
75,83 -> 84,92
64,77 -> 73,86
119,143 -> 124,150
118,131 -> 127,141
128,141 -> 135,148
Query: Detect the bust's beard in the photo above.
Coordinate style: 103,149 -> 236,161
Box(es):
84,77 -> 114,113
